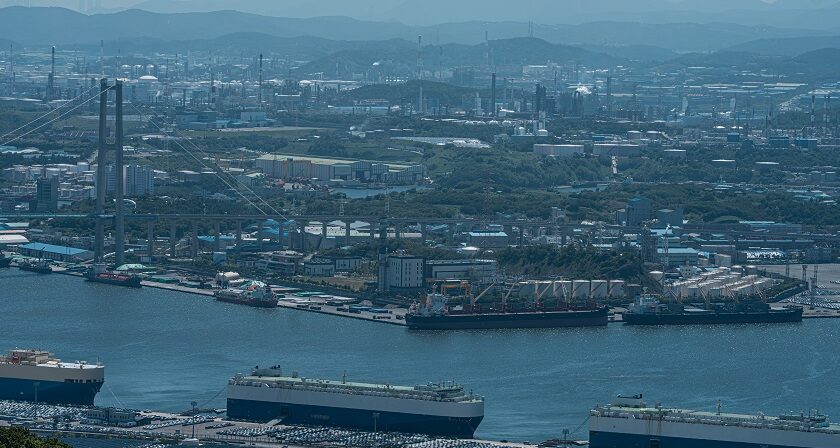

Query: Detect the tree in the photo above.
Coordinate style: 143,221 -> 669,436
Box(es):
0,427 -> 71,448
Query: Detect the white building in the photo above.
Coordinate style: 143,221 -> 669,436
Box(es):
379,255 -> 424,292
533,144 -> 585,157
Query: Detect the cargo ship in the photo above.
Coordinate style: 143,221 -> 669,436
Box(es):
85,265 -> 142,288
590,394 -> 840,448
623,295 -> 803,325
214,281 -> 277,308
0,349 -> 104,406
405,293 -> 609,330
227,366 -> 484,437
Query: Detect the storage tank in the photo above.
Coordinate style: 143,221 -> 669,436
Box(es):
590,280 -> 608,299
536,281 -> 555,299
687,286 -> 700,299
649,271 -> 665,286
572,280 -> 590,300
608,280 -> 626,299
517,281 -> 537,299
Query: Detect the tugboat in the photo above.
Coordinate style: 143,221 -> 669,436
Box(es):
623,294 -> 803,325
214,281 -> 277,308
85,264 -> 142,288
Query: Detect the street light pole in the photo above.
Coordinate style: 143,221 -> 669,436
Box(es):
33,382 -> 40,420
191,401 -> 198,438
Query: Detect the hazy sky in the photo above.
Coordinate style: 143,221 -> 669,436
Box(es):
4,0 -> 840,26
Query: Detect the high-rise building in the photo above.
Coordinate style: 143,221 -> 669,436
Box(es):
625,197 -> 652,227
101,164 -> 154,197
34,176 -> 59,212
125,164 -> 155,197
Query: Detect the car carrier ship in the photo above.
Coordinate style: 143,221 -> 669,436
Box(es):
0,349 -> 104,406
405,293 -> 609,330
226,366 -> 484,437
623,295 -> 803,325
589,395 -> 840,448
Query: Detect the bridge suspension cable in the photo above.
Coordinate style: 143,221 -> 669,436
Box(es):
0,85 -> 113,148
0,84 -> 104,144
129,102 -> 283,217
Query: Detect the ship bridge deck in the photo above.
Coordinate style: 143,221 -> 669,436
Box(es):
231,375 -> 483,404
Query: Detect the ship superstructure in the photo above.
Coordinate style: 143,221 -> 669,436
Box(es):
227,366 -> 484,437
590,395 -> 840,448
214,281 -> 277,308
0,349 -> 104,406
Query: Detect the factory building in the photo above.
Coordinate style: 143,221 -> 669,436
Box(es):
378,254 -> 424,292
424,259 -> 498,284
256,155 -> 425,184
533,144 -> 585,157
19,242 -> 93,262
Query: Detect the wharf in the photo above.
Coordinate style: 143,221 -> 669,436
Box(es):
0,402 -> 551,448
277,299 -> 408,326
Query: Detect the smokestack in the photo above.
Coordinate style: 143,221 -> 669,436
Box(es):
47,46 -> 55,101
491,73 -> 497,117
258,53 -> 263,110
417,35 -> 422,80
9,44 -> 14,95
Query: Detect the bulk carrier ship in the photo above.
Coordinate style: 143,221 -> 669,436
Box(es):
226,366 -> 484,437
590,395 -> 840,448
623,295 -> 803,325
0,349 -> 104,406
405,293 -> 608,330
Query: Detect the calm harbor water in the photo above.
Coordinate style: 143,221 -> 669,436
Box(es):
1,270 -> 838,441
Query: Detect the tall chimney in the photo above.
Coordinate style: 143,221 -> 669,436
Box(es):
258,53 -> 263,110
491,73 -> 497,117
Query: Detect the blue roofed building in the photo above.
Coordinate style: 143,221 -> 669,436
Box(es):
19,242 -> 94,262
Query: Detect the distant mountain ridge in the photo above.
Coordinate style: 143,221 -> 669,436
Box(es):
126,0 -> 840,28
0,6 -> 832,52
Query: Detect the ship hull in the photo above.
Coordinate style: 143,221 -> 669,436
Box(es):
19,265 -> 52,274
0,377 -> 101,406
86,276 -> 142,288
227,398 -> 482,438
623,309 -> 803,325
215,297 -> 277,308
590,431 -> 829,448
406,307 -> 609,330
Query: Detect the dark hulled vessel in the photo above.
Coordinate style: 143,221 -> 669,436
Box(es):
85,265 -> 142,288
0,349 -> 104,406
405,294 -> 609,330
623,295 -> 803,325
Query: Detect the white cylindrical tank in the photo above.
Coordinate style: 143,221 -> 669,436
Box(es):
573,280 -> 590,300
649,271 -> 665,286
590,280 -> 608,299
608,280 -> 626,299
518,281 -> 537,299
557,280 -> 573,301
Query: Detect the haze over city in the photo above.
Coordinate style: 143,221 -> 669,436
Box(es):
0,1 -> 839,448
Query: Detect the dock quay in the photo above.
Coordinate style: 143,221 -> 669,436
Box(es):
0,400 -> 567,448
